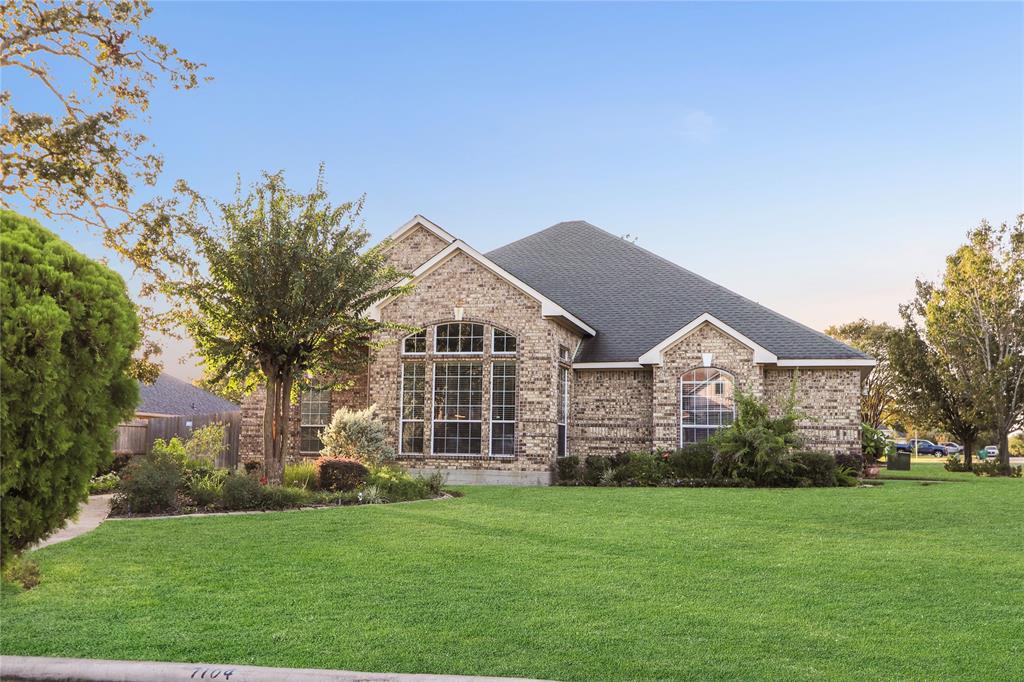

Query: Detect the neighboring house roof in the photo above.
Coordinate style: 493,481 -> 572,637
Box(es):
486,220 -> 871,365
137,374 -> 239,417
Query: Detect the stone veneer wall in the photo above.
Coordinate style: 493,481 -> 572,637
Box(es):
652,323 -> 764,450
383,224 -> 449,273
570,369 -> 653,456
763,368 -> 861,455
370,248 -> 583,478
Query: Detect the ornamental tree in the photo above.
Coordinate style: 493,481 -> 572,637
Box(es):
164,169 -> 409,483
1,210 -> 139,564
920,217 -> 1024,473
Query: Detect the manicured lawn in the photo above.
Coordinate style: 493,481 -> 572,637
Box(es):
3,482 -> 1023,681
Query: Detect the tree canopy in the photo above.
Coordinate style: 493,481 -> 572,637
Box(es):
825,319 -> 898,428
164,169 -> 410,482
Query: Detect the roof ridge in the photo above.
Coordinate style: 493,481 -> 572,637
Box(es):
559,222 -> 869,359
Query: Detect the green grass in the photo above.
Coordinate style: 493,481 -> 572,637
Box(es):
3,482 -> 1023,681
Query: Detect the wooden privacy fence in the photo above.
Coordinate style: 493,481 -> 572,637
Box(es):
114,411 -> 242,469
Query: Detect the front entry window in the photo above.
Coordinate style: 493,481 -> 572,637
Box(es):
432,362 -> 483,455
679,368 -> 735,446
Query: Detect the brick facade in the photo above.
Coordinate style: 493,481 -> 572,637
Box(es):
237,220 -> 864,481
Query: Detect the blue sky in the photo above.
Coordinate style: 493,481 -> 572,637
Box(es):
10,1 -> 1023,381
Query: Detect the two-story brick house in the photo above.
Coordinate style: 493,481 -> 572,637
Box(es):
239,216 -> 873,484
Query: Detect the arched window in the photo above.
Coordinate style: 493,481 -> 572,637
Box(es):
402,330 -> 426,355
679,367 -> 735,446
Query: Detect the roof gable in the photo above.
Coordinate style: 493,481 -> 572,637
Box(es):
137,374 -> 239,416
368,240 -> 597,336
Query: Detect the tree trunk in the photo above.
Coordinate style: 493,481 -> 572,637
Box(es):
962,436 -> 974,471
262,364 -> 295,485
997,428 -> 1011,474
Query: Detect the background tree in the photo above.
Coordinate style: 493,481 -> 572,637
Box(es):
922,217 -> 1024,473
825,319 -> 898,428
1,211 -> 139,565
1,0 -> 208,378
888,321 -> 983,469
164,170 -> 409,483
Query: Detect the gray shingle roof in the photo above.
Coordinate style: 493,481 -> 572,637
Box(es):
486,221 -> 869,363
138,374 -> 240,416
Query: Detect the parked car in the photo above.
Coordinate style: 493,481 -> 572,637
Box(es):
895,439 -> 946,456
941,442 -> 963,455
980,445 -> 999,460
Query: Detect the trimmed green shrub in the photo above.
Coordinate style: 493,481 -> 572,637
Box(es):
972,459 -> 1023,478
792,451 -> 836,487
284,461 -> 318,489
221,474 -> 263,510
88,472 -> 121,495
555,456 -> 581,485
666,443 -> 716,478
115,450 -> 183,514
712,392 -> 802,486
582,455 -> 611,485
1,211 -> 139,563
320,405 -> 394,467
259,485 -> 313,509
316,457 -> 369,492
835,451 -> 865,475
612,452 -> 669,486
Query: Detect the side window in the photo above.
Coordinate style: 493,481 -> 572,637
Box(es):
403,330 -> 426,355
299,389 -> 331,454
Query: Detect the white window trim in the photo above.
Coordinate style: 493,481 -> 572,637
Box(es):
433,322 -> 485,356
430,361 -> 484,458
556,365 -> 569,458
491,327 -> 517,356
489,360 -> 516,459
398,362 -> 425,456
678,369 -> 736,448
401,331 -> 427,356
298,389 -> 331,454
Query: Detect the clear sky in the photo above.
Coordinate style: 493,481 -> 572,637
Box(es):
10,1 -> 1023,382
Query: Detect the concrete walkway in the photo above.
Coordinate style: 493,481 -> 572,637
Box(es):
34,495 -> 112,549
0,656 -> 555,682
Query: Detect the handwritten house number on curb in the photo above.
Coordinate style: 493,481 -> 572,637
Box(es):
190,669 -> 235,679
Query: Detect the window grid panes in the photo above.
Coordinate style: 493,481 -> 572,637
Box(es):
491,361 -> 516,457
399,363 -> 425,454
492,328 -> 517,355
679,368 -> 735,446
556,366 -> 569,457
434,323 -> 484,354
432,362 -> 483,455
403,331 -> 426,354
299,388 -> 331,454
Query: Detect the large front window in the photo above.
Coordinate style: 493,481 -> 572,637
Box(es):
400,362 -> 425,454
491,361 -> 517,456
679,368 -> 735,446
432,362 -> 483,455
557,365 -> 569,457
434,323 -> 484,354
299,388 -> 331,454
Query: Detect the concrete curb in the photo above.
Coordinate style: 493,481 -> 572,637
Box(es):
0,656 -> 555,682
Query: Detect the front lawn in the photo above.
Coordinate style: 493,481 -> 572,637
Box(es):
3,482 -> 1022,681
